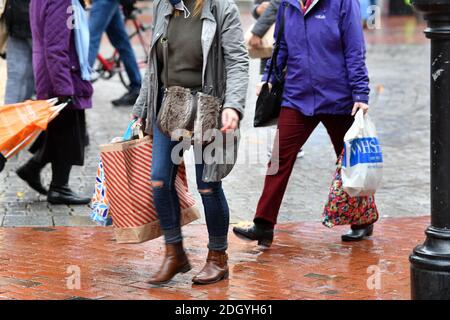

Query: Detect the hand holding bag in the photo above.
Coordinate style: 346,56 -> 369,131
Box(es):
342,110 -> 383,197
253,3 -> 287,128
244,23 -> 275,59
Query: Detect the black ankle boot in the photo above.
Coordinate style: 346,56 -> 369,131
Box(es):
232,221 -> 274,247
341,224 -> 374,242
16,159 -> 48,195
48,163 -> 90,205
47,185 -> 91,205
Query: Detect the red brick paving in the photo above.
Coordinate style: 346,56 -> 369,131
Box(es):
0,216 -> 429,300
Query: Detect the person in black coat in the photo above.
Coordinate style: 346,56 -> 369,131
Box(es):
2,0 -> 35,103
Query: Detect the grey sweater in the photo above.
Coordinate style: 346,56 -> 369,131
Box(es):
156,0 -> 203,88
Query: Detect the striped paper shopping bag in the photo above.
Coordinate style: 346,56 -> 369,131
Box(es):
99,135 -> 200,244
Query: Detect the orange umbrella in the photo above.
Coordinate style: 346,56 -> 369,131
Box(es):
0,98 -> 68,172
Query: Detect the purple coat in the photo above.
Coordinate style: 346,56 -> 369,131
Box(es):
263,0 -> 370,116
30,0 -> 93,109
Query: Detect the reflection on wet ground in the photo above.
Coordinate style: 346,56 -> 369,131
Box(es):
0,216 -> 425,299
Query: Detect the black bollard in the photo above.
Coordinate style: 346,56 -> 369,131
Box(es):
410,0 -> 450,300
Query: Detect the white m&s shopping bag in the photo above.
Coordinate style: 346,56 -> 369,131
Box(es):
342,110 -> 383,197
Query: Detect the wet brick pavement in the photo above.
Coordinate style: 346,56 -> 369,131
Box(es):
0,8 -> 432,227
0,216 -> 426,300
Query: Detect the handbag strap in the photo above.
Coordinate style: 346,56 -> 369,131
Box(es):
266,2 -> 288,84
161,35 -> 169,89
210,0 -> 225,103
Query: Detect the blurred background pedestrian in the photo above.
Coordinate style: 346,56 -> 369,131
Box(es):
88,0 -> 142,107
250,0 -> 280,75
16,0 -> 93,205
2,0 -> 35,104
248,0 -> 304,159
0,0 -> 6,59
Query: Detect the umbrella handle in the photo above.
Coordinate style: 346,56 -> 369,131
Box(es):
46,98 -> 59,106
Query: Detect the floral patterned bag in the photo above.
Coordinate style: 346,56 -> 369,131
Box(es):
90,159 -> 112,226
322,153 -> 379,228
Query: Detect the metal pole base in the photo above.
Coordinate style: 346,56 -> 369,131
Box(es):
410,0 -> 450,300
410,226 -> 450,299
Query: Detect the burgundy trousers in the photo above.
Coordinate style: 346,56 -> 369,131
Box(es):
254,107 -> 355,226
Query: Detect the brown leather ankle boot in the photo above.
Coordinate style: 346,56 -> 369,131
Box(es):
192,250 -> 229,285
148,242 -> 191,285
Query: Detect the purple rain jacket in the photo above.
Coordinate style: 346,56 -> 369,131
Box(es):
30,0 -> 93,109
263,0 -> 370,116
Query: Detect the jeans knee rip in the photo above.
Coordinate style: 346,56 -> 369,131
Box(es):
151,181 -> 164,189
198,188 -> 214,196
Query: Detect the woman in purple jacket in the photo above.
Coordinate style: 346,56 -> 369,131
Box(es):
16,0 -> 93,205
234,0 -> 373,245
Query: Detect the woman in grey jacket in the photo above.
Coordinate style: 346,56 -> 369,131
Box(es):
132,0 -> 248,285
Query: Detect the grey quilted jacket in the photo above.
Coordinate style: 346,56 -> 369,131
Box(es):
132,0 -> 249,182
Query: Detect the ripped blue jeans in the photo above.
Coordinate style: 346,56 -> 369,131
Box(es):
151,124 -> 230,251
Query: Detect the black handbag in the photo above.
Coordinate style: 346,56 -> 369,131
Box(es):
253,3 -> 287,128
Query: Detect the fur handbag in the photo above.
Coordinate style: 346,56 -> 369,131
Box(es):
157,87 -> 222,144
156,36 -> 222,144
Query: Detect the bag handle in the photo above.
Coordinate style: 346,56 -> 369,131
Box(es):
133,122 -> 145,140
355,109 -> 365,126
266,2 -> 288,84
122,119 -> 137,140
211,1 -> 225,104
344,110 -> 365,168
137,127 -> 145,139
49,102 -> 69,121
124,119 -> 145,140
162,35 -> 169,89
345,140 -> 351,169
